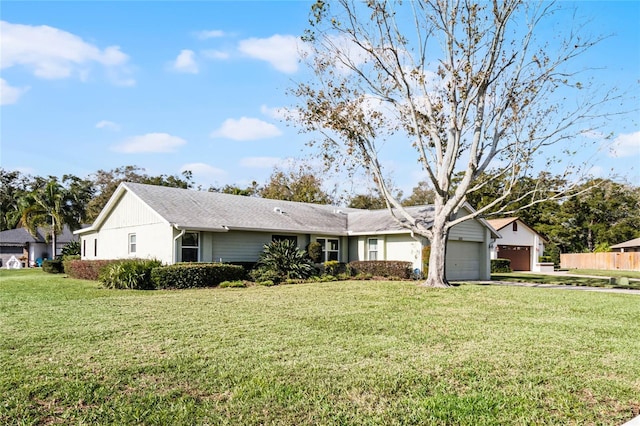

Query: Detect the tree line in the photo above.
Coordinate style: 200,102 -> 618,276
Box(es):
1,166 -> 638,258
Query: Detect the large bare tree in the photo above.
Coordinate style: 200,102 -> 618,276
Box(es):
290,0 -> 620,287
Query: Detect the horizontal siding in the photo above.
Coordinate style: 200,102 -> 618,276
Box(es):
210,231 -> 308,263
449,218 -> 485,242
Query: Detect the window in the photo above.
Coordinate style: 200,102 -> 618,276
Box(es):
181,232 -> 199,262
512,222 -> 518,232
128,233 -> 137,254
368,238 -> 378,260
272,235 -> 298,245
317,238 -> 339,262
94,239 -> 98,257
83,240 -> 86,257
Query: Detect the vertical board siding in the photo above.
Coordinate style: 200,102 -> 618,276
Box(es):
561,252 -> 640,271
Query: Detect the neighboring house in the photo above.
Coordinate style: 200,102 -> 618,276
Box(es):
0,225 -> 77,268
75,182 -> 500,280
487,217 -> 548,272
611,238 -> 640,253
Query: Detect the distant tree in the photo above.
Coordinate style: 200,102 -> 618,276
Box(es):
21,176 -> 90,257
86,166 -> 194,221
292,0 -> 621,287
402,181 -> 436,207
0,168 -> 31,231
260,167 -> 333,204
347,193 -> 387,209
210,182 -> 261,197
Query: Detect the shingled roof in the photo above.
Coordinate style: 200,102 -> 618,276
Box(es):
0,226 -> 77,246
81,182 -> 493,237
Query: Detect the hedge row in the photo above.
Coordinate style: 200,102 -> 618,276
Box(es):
64,259 -> 123,280
151,263 -> 246,289
491,258 -> 512,273
348,260 -> 413,279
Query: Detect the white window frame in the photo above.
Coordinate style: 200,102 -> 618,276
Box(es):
128,233 -> 137,254
368,238 -> 378,261
181,232 -> 200,262
317,238 -> 340,262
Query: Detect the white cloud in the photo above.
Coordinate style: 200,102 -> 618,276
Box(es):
112,133 -> 186,153
171,49 -> 199,74
95,120 -> 121,131
238,34 -> 303,73
210,117 -> 282,141
0,20 -> 134,85
181,162 -> 226,178
201,49 -> 230,60
195,29 -> 226,40
260,104 -> 288,120
240,157 -> 282,169
0,78 -> 29,105
610,131 -> 640,158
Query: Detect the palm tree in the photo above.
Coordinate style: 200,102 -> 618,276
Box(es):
21,178 -> 68,258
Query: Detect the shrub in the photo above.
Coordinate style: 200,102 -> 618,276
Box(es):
323,260 -> 348,276
61,241 -> 81,256
99,259 -> 162,290
347,261 -> 412,279
253,240 -> 317,284
307,241 -> 323,263
249,267 -> 282,284
151,263 -> 245,289
64,259 -> 121,281
491,258 -> 512,273
42,259 -> 64,274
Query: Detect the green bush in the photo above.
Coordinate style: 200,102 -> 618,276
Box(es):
99,259 -> 162,290
347,261 -> 412,279
252,240 -> 317,284
307,241 -> 323,263
61,241 -> 81,256
64,259 -> 121,281
491,258 -> 511,273
249,267 -> 282,284
151,263 -> 245,289
323,260 -> 348,276
42,259 -> 64,274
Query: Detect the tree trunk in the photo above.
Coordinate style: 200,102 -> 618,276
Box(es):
423,220 -> 450,288
51,216 -> 57,259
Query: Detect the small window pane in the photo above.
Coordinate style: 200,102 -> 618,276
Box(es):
183,232 -> 198,247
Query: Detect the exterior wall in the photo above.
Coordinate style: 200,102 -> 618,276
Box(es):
489,221 -> 545,272
80,191 -> 174,264
347,234 -> 422,270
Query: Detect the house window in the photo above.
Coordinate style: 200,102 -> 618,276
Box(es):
181,232 -> 199,262
368,238 -> 378,260
83,240 -> 86,257
512,222 -> 518,232
317,238 -> 339,262
128,233 -> 137,254
272,235 -> 298,246
94,239 -> 98,257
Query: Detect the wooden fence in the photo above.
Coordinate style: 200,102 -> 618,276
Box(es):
560,252 -> 640,271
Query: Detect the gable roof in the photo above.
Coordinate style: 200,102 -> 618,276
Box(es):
487,217 -> 546,242
611,237 -> 640,249
78,182 -> 499,237
0,225 -> 77,246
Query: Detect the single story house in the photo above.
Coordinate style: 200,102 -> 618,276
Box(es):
0,225 -> 77,268
611,238 -> 640,253
487,217 -> 548,272
75,182 -> 500,280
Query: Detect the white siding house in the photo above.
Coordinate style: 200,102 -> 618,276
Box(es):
487,218 -> 548,272
76,182 -> 499,281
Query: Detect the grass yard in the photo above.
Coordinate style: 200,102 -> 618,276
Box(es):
1,269 -> 639,425
492,272 -> 640,290
568,269 -> 640,280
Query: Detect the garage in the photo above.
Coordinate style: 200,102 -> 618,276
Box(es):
498,245 -> 531,271
446,241 -> 483,280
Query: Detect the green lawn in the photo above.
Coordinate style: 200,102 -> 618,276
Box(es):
492,272 -> 640,290
2,269 -> 639,425
568,269 -> 640,280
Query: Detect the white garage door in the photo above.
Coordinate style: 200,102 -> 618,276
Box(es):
446,241 -> 482,280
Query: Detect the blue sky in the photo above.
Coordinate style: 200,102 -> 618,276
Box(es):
1,1 -> 639,195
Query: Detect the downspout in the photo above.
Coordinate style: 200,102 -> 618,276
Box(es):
172,224 -> 186,265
